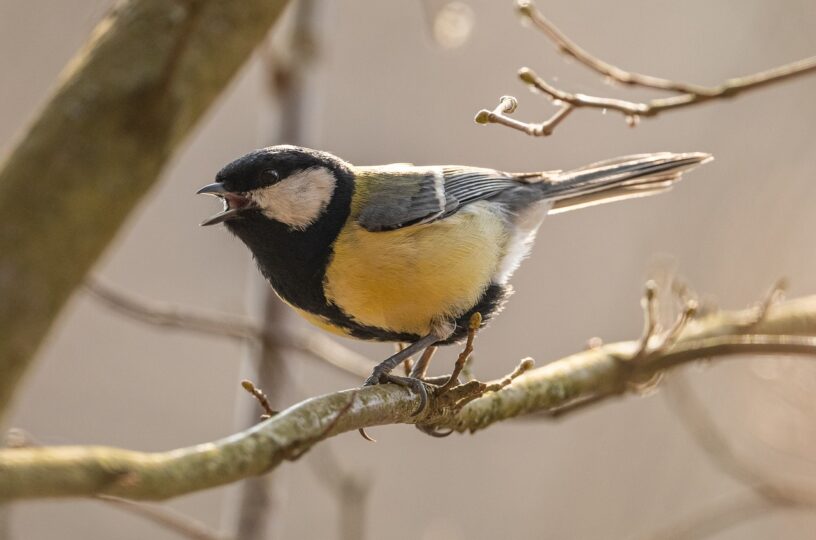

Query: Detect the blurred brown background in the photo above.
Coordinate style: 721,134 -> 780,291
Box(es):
3,0 -> 816,538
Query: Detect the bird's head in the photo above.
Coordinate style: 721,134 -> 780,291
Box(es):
198,145 -> 351,231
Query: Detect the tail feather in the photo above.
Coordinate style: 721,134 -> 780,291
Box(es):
522,152 -> 712,214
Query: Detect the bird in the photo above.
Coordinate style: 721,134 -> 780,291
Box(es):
198,145 -> 710,418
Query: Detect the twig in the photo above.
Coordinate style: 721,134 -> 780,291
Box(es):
241,380 -> 278,420
751,278 -> 789,325
438,313 -> 482,393
482,358 -> 535,394
475,0 -> 816,136
633,281 -> 660,359
6,289 -> 816,500
474,95 -> 573,137
518,0 -> 816,97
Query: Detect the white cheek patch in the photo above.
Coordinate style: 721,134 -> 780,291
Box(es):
250,167 -> 337,230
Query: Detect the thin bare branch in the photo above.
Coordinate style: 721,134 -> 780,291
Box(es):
474,95 -> 573,137
85,279 -> 260,343
517,0 -> 816,96
476,0 -> 816,135
5,290 -> 816,500
438,313 -> 481,393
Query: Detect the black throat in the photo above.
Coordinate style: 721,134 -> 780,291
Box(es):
224,164 -> 354,317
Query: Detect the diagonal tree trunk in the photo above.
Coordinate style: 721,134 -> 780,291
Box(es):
0,0 -> 291,419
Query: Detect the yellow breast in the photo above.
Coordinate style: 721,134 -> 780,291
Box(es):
323,201 -> 508,336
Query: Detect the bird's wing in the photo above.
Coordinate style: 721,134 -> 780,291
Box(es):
354,166 -> 520,232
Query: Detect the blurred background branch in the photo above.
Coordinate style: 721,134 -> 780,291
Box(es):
637,372 -> 816,540
224,1 -> 321,538
475,0 -> 816,136
306,444 -> 370,540
84,278 -> 374,378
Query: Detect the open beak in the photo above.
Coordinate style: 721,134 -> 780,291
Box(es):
196,183 -> 255,226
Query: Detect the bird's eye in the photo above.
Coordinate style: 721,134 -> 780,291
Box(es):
261,169 -> 279,184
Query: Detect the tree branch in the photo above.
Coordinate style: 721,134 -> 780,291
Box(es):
4,290 -> 816,500
5,428 -> 230,540
0,0 -> 292,418
475,0 -> 816,135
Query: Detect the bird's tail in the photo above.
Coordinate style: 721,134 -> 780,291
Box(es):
524,152 -> 712,214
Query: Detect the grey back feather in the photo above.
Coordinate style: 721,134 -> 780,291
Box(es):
356,166 -> 520,232
354,152 -> 711,232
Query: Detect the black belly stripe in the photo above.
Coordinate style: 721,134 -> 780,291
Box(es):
321,282 -> 510,344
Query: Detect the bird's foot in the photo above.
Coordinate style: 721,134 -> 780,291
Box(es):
363,372 -> 432,417
359,371 -> 435,442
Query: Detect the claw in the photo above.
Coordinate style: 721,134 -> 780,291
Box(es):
356,334 -> 443,440
361,371 -> 429,416
358,428 -> 376,442
415,423 -> 454,437
358,373 -> 431,440
382,374 -> 429,416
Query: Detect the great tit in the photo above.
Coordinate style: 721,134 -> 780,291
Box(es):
198,146 -> 710,409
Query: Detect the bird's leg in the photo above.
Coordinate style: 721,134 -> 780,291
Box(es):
413,315 -> 483,438
363,334 -> 439,385
362,333 -> 441,416
397,343 -> 414,376
358,334 -> 443,441
409,346 -> 437,380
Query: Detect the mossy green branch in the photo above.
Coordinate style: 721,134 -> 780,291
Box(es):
0,0 -> 291,417
2,294 -> 816,501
